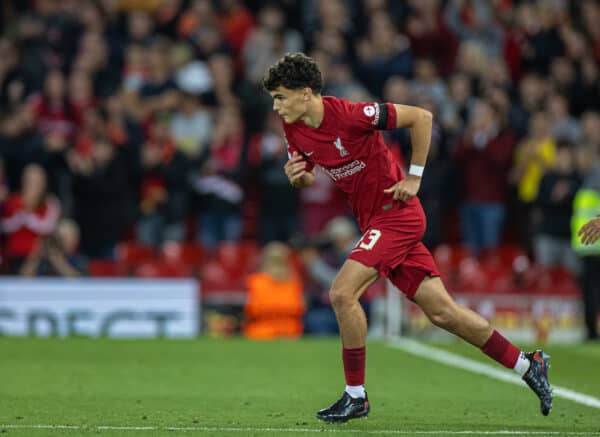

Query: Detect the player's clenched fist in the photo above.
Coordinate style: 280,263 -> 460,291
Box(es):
578,217 -> 600,245
284,152 -> 308,187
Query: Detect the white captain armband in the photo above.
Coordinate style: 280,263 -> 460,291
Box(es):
408,164 -> 424,177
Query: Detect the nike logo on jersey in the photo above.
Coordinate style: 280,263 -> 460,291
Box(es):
305,151 -> 314,157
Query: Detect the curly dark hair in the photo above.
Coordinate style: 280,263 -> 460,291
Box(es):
262,52 -> 323,94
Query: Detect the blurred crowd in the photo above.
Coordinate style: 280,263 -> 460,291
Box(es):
1,0 -> 600,332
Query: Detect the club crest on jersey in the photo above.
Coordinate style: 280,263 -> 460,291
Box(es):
333,137 -> 349,157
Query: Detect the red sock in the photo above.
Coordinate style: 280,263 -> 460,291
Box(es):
480,330 -> 521,368
342,347 -> 366,386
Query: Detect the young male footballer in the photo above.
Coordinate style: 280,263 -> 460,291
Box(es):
263,53 -> 552,423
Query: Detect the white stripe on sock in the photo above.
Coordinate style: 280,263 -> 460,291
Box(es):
513,352 -> 530,377
345,385 -> 365,398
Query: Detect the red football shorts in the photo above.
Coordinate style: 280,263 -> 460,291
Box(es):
348,200 -> 439,300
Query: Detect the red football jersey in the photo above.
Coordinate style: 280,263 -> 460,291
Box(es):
283,96 -> 419,232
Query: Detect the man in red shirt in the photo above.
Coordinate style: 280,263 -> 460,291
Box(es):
263,53 -> 552,423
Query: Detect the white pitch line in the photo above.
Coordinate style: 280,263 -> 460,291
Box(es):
1,424 -> 599,435
387,339 -> 600,410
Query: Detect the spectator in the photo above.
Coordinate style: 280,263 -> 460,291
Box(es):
69,137 -> 129,258
442,73 -> 475,134
0,38 -> 29,111
405,0 -> 458,77
243,241 -> 304,340
218,0 -> 256,57
410,57 -> 451,122
29,69 -> 75,141
576,111 -> 600,176
169,92 -> 212,161
511,73 -> 547,138
301,216 -> 359,335
242,2 -> 303,86
534,141 -> 581,273
68,70 -> 96,126
411,94 -> 452,248
247,111 -> 299,244
177,0 -> 219,39
127,10 -> 155,46
547,93 -> 581,143
445,0 -> 503,59
191,105 -> 245,250
205,52 -> 266,132
356,11 -> 413,97
1,164 -> 60,273
135,39 -> 178,120
121,44 -> 148,93
514,2 -> 564,75
453,100 -> 516,255
137,115 -> 189,247
322,59 -> 371,101
509,111 -> 556,251
571,162 -> 600,341
20,218 -> 86,277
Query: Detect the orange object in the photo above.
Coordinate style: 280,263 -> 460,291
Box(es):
243,272 -> 305,340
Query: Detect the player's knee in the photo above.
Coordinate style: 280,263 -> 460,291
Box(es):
329,287 -> 355,310
428,306 -> 458,330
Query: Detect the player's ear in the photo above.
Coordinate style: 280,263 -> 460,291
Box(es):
303,87 -> 312,101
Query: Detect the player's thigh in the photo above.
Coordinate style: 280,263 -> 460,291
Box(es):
413,276 -> 457,320
330,259 -> 379,302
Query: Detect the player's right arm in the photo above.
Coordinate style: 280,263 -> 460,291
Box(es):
384,104 -> 433,201
284,152 -> 316,188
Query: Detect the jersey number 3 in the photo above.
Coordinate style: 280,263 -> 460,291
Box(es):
357,229 -> 382,250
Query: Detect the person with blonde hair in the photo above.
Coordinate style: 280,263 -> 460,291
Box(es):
243,242 -> 305,340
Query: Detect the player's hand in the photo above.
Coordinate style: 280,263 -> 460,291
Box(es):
284,152 -> 308,187
384,175 -> 421,201
578,217 -> 600,245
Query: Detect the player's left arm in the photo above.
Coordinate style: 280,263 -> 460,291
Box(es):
383,104 -> 433,201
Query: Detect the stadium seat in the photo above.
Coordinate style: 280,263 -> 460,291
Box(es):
455,258 -> 489,293
530,266 -> 580,296
433,244 -> 471,290
159,241 -> 205,272
88,259 -> 123,277
480,262 -> 513,294
215,241 -> 261,276
480,244 -> 527,268
433,244 -> 471,269
200,260 -> 248,293
115,242 -> 156,273
134,259 -> 193,278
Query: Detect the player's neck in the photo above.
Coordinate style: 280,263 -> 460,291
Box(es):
300,95 -> 324,129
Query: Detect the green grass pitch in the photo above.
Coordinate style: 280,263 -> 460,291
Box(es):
0,337 -> 599,436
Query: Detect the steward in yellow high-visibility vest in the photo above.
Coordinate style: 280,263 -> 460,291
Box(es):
571,162 -> 600,340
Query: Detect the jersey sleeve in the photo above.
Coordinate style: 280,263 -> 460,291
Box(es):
345,101 -> 397,134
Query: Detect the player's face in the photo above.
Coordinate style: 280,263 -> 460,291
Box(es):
269,86 -> 310,124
